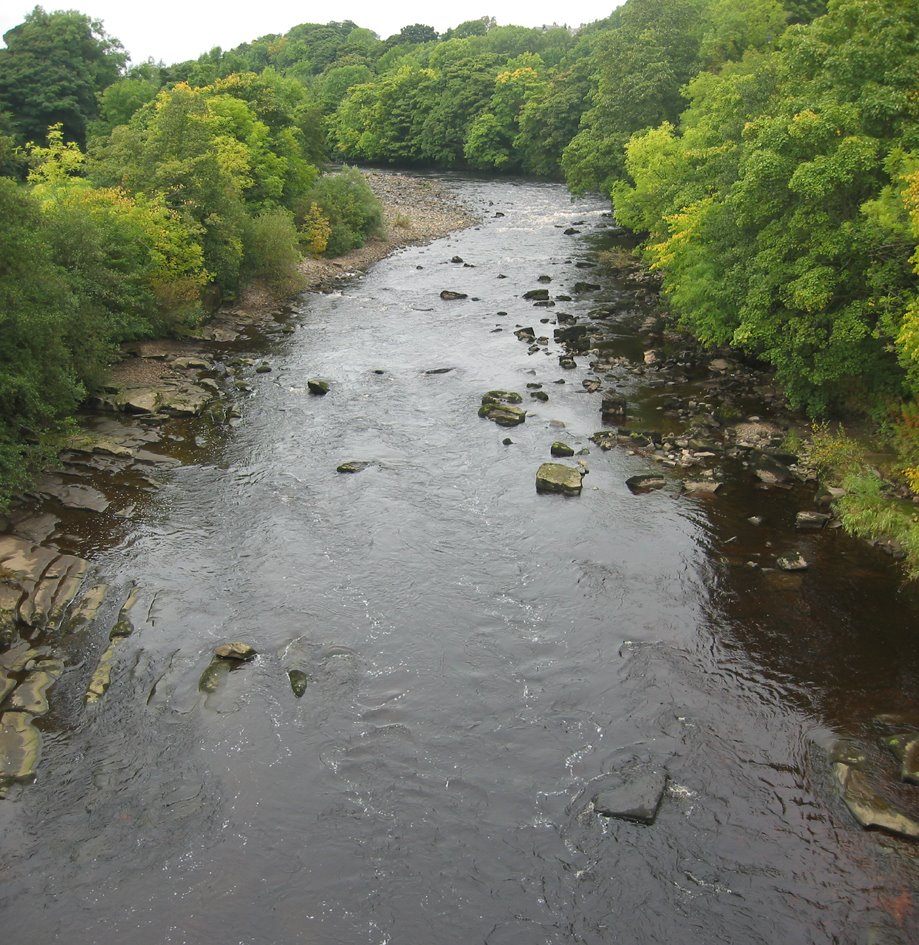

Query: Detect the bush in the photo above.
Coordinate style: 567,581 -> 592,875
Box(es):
241,207 -> 305,297
303,166 -> 383,257
299,202 -> 331,256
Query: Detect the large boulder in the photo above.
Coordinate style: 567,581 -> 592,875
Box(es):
536,463 -> 583,496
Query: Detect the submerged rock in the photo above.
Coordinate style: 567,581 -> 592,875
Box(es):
796,511 -> 831,528
199,657 -> 231,694
85,641 -> 117,704
626,475 -> 667,495
0,712 -> 41,790
601,394 -> 627,421
835,762 -> 919,839
776,552 -> 808,571
682,480 -> 721,494
594,768 -> 668,825
535,463 -> 583,496
337,461 -> 371,474
901,739 -> 919,785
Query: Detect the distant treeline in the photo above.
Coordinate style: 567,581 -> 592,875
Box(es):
0,0 -> 917,509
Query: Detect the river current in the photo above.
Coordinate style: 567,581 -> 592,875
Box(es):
1,177 -> 918,944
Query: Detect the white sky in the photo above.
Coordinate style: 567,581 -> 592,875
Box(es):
0,2 -> 623,66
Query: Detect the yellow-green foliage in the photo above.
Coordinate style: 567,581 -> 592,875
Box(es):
802,421 -> 919,579
836,474 -> 919,581
801,422 -> 866,483
300,202 -> 332,256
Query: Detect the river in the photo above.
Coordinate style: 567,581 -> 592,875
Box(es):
1,176 -> 918,944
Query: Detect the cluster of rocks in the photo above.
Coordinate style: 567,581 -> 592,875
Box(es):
479,246 -> 856,573
198,641 -> 310,700
0,537 -> 113,795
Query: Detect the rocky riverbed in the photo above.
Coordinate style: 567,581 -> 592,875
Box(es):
2,174 -> 918,945
2,168 -> 917,857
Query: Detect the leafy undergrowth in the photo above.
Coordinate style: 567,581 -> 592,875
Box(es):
803,422 -> 919,581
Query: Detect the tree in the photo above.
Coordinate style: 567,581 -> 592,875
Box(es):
613,0 -> 919,413
562,0 -> 708,193
0,7 -> 126,146
0,177 -> 77,509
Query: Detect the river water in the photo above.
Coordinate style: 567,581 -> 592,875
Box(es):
2,177 -> 918,944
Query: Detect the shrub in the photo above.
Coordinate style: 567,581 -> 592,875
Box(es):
241,207 -> 305,297
303,166 -> 383,257
299,202 -> 331,256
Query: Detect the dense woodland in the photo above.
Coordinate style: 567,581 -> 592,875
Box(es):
0,1 -> 918,544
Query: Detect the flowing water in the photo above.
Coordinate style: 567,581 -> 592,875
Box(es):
2,177 -> 919,944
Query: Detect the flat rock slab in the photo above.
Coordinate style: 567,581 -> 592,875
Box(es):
536,463 -> 583,496
682,480 -> 721,494
8,670 -> 55,715
34,478 -> 110,513
0,711 -> 41,787
835,763 -> 919,839
626,475 -> 667,495
594,769 -> 668,825
10,512 -> 59,543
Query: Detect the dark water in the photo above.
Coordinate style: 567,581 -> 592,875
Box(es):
2,177 -> 918,944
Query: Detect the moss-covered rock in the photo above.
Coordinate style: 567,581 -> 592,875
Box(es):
536,463 -> 583,496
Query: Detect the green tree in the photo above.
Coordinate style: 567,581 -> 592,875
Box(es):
0,7 -> 126,146
562,0 -> 708,193
0,177 -> 77,509
614,0 -> 919,413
